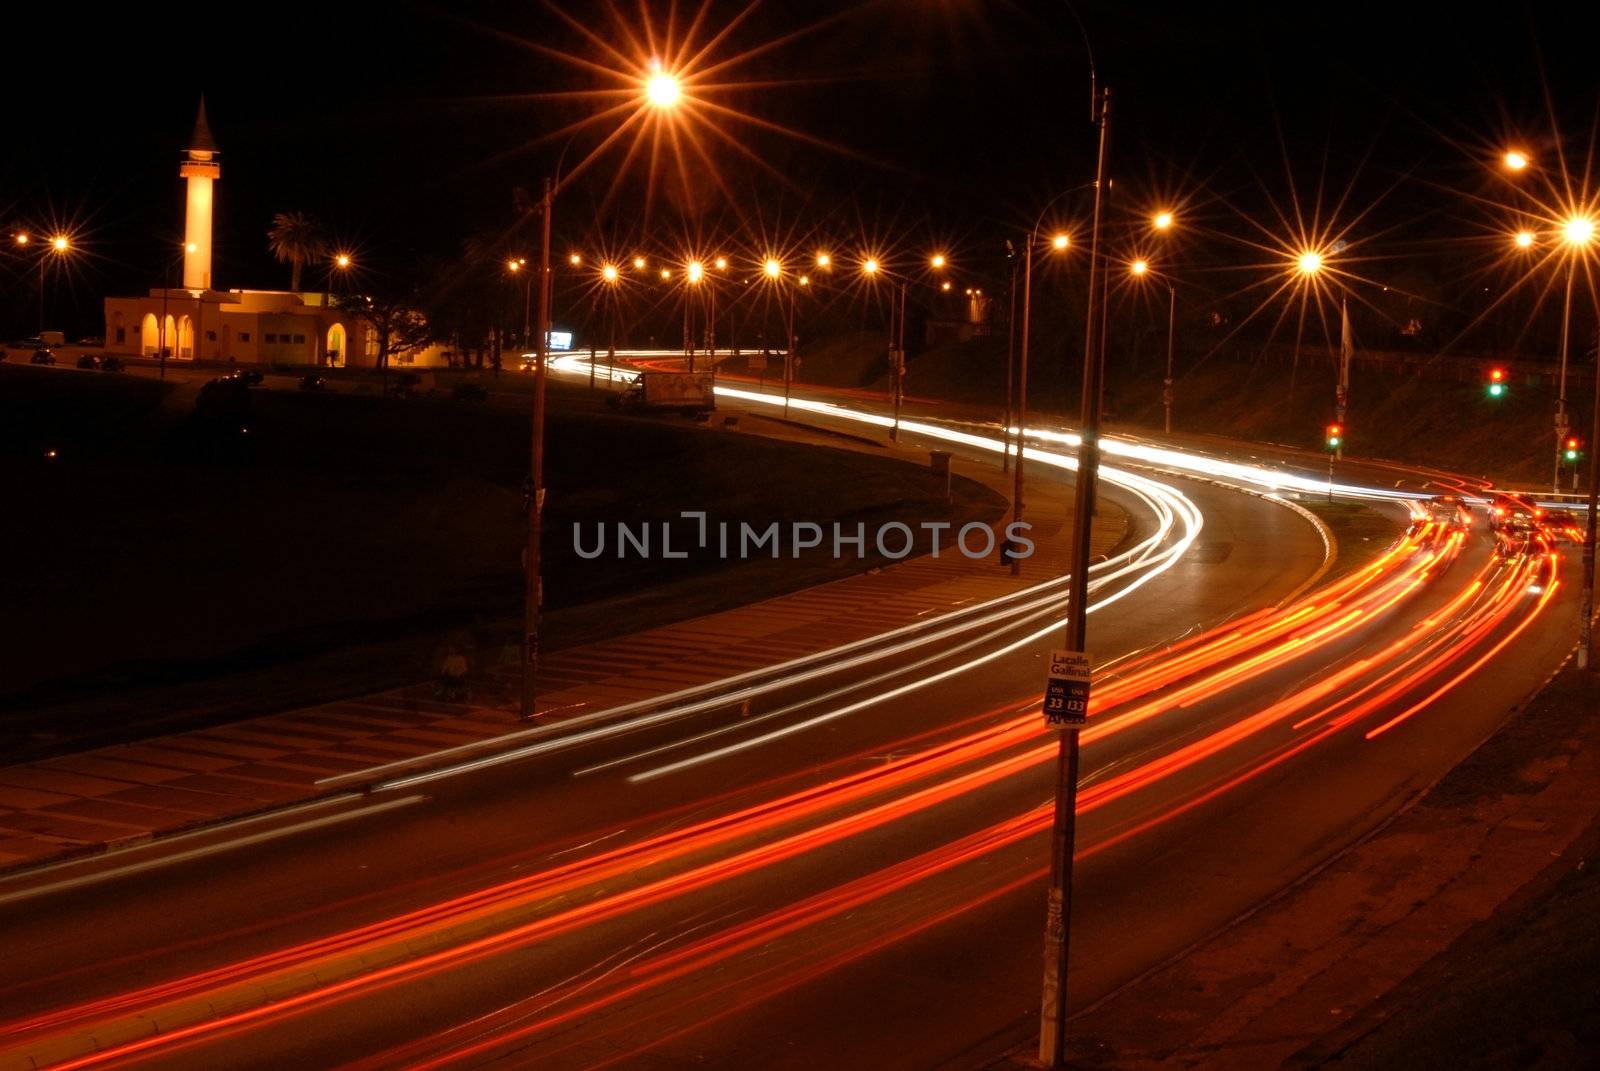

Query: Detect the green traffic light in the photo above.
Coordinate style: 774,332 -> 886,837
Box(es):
1488,383 -> 1505,397
1567,450 -> 1579,461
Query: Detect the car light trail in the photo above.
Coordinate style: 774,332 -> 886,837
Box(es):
0,370 -> 1564,1071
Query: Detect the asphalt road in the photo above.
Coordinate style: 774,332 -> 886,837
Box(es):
0,369 -> 1574,1071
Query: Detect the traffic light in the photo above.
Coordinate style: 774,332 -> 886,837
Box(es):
1566,437 -> 1581,462
1326,423 -> 1343,450
1487,367 -> 1507,398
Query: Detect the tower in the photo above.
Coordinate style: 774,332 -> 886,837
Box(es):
180,97 -> 220,290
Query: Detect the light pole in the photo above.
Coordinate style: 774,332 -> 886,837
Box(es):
1014,207 -> 1083,579
1150,211 -> 1177,434
1039,81 -> 1111,1071
37,234 -> 70,337
328,253 -> 352,366
1556,217 -> 1594,493
522,70 -> 681,720
1003,240 -> 1017,474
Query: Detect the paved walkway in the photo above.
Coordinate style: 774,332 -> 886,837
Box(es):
0,414 -> 1121,873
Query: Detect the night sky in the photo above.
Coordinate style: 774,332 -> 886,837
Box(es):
6,1 -> 1598,340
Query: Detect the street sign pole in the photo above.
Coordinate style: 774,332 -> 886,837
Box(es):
1040,84 -> 1110,1071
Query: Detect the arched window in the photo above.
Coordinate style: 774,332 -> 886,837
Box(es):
140,313 -> 159,355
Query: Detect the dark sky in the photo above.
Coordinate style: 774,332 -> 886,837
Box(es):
6,1 -> 1599,338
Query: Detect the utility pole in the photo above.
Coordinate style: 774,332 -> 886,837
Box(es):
1580,314 -> 1600,670
1039,84 -> 1110,1071
1163,283 -> 1176,435
521,177 -> 553,721
1004,242 -> 1018,473
1012,242 -> 1032,578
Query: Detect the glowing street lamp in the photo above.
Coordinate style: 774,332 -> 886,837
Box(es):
334,252 -> 351,268
930,253 -> 946,269
51,235 -> 69,253
1515,230 -> 1536,249
1153,211 -> 1174,230
714,256 -> 728,271
816,252 -> 832,269
568,253 -> 582,266
645,70 -> 682,108
1503,149 -> 1530,172
687,260 -> 704,284
1297,250 -> 1324,275
1052,233 -> 1070,251
862,257 -> 879,275
601,263 -> 619,282
941,280 -> 952,292
764,257 -> 782,279
1130,258 -> 1149,276
660,267 -> 672,280
633,255 -> 647,270
13,232 -> 28,247
1554,215 -> 1598,496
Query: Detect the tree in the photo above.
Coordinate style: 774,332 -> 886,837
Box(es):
336,287 -> 435,374
267,211 -> 327,292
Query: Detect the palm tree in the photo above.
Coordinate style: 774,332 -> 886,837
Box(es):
267,211 -> 326,292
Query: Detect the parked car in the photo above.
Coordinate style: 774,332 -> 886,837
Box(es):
30,349 -> 55,365
75,335 -> 104,347
298,374 -> 329,392
75,354 -> 101,370
236,369 -> 264,386
100,356 -> 124,373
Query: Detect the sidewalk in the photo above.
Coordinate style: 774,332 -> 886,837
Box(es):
997,664 -> 1600,1071
0,416 -> 1119,874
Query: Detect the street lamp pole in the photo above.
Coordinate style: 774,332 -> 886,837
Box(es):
1556,260 -> 1576,494
521,176 -> 553,721
1012,243 -> 1033,577
1004,243 -> 1018,474
1039,83 -> 1111,1071
1581,320 -> 1600,671
1163,282 -> 1176,435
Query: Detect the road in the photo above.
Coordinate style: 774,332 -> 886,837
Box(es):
0,358 -> 1575,1070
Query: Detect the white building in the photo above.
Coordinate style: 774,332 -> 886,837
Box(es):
103,101 -> 449,369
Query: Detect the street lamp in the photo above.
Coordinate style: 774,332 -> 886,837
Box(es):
1297,250 -> 1324,275
764,257 -> 781,278
1013,188 -> 1093,575
34,234 -> 71,336
646,70 -> 681,107
1129,259 -> 1178,435
1503,149 -> 1530,172
1129,258 -> 1149,275
816,252 -> 832,269
930,253 -> 946,269
1153,210 -> 1174,230
633,255 -> 647,270
1554,216 -> 1597,495
1516,229 -> 1536,249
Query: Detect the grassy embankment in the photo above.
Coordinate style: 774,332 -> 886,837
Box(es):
0,365 -> 1003,756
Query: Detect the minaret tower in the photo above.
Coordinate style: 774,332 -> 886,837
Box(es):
179,97 -> 220,290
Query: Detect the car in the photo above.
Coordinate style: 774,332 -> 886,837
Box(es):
1426,495 -> 1471,530
1544,508 -> 1583,541
298,374 -> 329,392
100,356 -> 124,373
74,336 -> 104,347
30,349 -> 55,365
1488,492 -> 1535,532
1494,512 -> 1540,557
76,354 -> 101,370
236,369 -> 264,386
